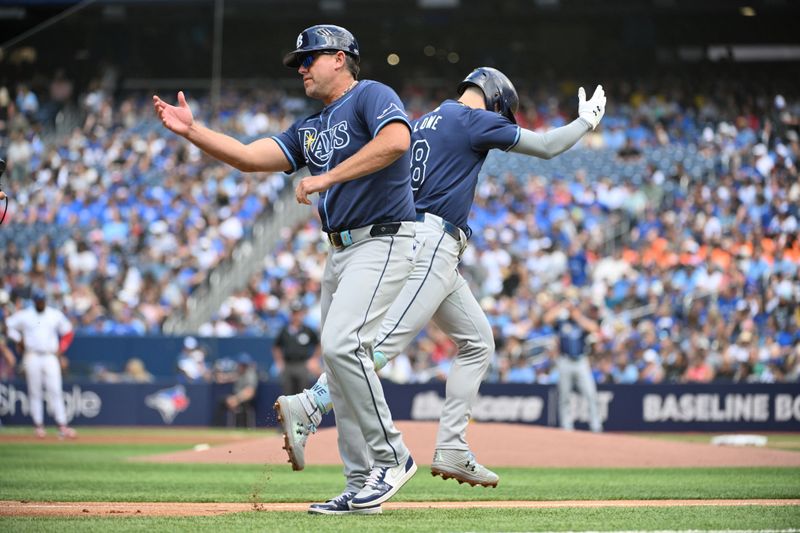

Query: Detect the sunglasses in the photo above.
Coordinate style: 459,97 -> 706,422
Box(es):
300,50 -> 338,69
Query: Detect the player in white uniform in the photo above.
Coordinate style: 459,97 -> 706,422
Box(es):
5,289 -> 76,439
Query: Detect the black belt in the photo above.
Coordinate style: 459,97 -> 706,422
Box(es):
327,222 -> 402,249
416,213 -> 461,242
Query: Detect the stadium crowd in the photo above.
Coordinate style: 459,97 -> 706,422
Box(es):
0,79 -> 295,335
1,72 -> 798,386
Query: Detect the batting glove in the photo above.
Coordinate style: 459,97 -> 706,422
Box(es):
578,85 -> 606,130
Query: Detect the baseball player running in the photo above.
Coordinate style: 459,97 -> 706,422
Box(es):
6,289 -> 76,439
275,67 -> 606,486
155,25 -> 417,515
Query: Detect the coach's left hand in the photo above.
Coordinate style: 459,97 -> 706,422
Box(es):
295,173 -> 333,205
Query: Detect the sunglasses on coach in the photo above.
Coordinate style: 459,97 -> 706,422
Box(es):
300,50 -> 339,69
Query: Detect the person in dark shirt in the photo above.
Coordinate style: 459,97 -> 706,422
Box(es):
272,301 -> 320,395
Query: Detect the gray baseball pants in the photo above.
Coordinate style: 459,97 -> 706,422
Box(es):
321,221 -> 416,494
372,215 -> 493,451
556,355 -> 602,432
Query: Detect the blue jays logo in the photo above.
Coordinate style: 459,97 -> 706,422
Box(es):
145,385 -> 191,424
299,121 -> 351,167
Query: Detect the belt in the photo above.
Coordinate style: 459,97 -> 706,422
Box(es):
416,213 -> 461,242
327,222 -> 402,250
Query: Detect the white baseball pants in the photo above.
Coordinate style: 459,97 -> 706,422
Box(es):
24,352 -> 68,427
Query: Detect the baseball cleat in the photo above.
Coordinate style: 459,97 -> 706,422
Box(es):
431,449 -> 499,488
58,426 -> 77,440
274,395 -> 316,471
350,455 -> 417,508
308,491 -> 382,515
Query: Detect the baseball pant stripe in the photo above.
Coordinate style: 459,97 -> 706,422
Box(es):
353,235 -> 400,465
375,231 -> 445,350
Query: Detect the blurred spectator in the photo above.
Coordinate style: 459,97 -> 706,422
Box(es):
0,86 -> 15,138
92,357 -> 153,383
6,130 -> 32,182
683,350 -> 715,383
121,357 -> 153,383
216,352 -> 258,427
176,336 -> 210,383
46,69 -> 74,124
15,84 -> 39,121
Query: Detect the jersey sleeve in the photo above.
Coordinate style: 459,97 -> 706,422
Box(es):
359,82 -> 411,138
56,311 -> 73,336
271,117 -> 308,173
467,109 -> 521,152
5,313 -> 21,342
274,329 -> 287,349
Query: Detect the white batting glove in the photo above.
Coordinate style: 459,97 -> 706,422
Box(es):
578,85 -> 606,130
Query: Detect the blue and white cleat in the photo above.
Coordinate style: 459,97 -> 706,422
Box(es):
350,455 -> 417,508
308,491 -> 382,515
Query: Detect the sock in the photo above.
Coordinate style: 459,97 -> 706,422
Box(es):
307,373 -> 333,416
298,389 -> 323,426
302,352 -> 386,419
373,350 -> 388,371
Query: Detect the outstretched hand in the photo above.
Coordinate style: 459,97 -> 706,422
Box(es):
578,85 -> 606,130
153,91 -> 194,137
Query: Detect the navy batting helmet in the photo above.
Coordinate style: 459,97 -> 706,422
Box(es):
457,67 -> 519,124
283,25 -> 360,68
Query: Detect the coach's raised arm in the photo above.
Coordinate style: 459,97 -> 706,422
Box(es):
152,91 -> 293,173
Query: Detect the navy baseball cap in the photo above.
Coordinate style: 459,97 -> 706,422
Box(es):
31,289 -> 46,301
236,352 -> 254,365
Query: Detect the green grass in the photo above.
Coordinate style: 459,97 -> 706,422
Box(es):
2,441 -> 799,502
0,425 -> 265,439
2,506 -> 800,533
2,427 -> 800,531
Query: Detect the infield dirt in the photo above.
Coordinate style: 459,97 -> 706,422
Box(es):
3,499 -> 799,517
137,421 -> 800,468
